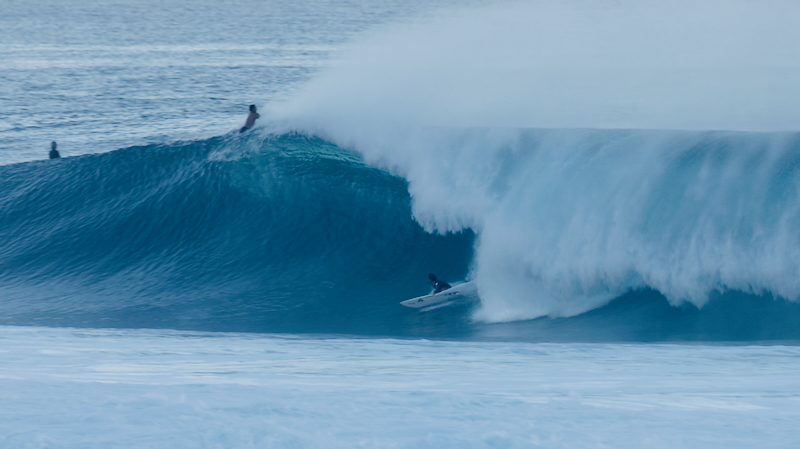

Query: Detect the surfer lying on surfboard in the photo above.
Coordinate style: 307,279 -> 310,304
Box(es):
428,273 -> 451,294
400,278 -> 475,309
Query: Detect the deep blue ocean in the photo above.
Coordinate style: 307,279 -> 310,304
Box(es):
2,1 -> 800,447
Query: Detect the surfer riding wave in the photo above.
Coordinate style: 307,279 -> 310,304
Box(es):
428,274 -> 451,294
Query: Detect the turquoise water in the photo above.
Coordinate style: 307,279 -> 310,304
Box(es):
2,1 -> 800,447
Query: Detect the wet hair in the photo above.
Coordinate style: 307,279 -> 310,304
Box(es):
51,141 -> 57,149
249,104 -> 256,112
428,273 -> 437,282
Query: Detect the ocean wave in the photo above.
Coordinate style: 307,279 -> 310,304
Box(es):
0,132 -> 474,333
285,124 -> 800,323
3,128 -> 800,341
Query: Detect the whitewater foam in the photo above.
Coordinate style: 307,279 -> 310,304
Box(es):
5,326 -> 800,448
270,0 -> 800,322
278,0 -> 800,132
277,125 -> 800,321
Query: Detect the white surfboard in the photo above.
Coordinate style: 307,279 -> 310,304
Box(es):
400,281 -> 477,309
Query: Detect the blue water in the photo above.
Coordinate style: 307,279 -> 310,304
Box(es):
3,1 -> 800,447
0,132 -> 475,335
3,0 -> 800,341
4,130 -> 800,341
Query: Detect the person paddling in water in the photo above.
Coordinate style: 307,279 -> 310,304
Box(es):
240,104 -> 260,133
428,273 -> 451,294
49,141 -> 60,159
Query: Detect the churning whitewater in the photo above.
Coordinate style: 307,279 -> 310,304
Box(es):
263,0 -> 800,329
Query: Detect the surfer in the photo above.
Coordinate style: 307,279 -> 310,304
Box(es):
428,274 -> 451,294
49,141 -> 60,159
240,104 -> 260,133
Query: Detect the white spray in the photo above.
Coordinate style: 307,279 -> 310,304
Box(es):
270,0 -> 800,321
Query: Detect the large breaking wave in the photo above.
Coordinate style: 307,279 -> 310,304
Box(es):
4,0 -> 800,341
2,130 -> 800,341
269,125 -> 800,325
267,0 -> 800,327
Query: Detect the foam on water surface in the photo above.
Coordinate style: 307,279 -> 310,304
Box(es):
1,326 -> 798,448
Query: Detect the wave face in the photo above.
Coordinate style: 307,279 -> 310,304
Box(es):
3,130 -> 800,341
0,133 -> 474,334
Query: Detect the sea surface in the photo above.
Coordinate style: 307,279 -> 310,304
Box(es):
2,0 -> 800,447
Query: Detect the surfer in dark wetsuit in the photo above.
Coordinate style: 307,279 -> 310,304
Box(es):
49,141 -> 60,159
240,104 -> 260,133
428,273 -> 451,294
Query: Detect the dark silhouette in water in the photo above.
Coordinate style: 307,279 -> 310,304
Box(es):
49,141 -> 60,159
429,273 -> 451,294
240,104 -> 260,133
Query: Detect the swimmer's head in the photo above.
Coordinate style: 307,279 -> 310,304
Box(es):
51,141 -> 57,150
249,104 -> 257,112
